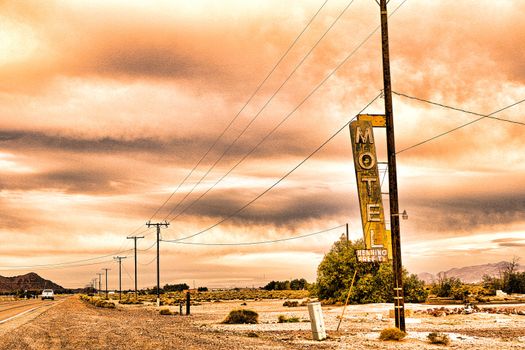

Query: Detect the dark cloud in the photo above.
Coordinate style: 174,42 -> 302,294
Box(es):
0,165 -> 121,194
172,187 -> 354,228
0,127 -> 347,164
0,130 -> 170,153
498,242 -> 525,247
404,193 -> 525,236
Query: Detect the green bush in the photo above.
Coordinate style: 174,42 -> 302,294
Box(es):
277,315 -> 300,323
315,236 -> 428,304
379,328 -> 406,341
222,309 -> 258,324
427,332 -> 450,345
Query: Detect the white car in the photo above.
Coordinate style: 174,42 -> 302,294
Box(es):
41,289 -> 54,300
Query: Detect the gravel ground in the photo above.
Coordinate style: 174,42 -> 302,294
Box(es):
0,296 -> 524,349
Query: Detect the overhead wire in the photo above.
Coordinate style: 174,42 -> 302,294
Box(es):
124,0 -> 330,241
0,1 -> 409,273
393,92 -> 525,154
166,0 -> 409,225
163,0 -> 358,222
107,0 -> 328,236
0,248 -> 134,270
162,224 -> 345,246
139,255 -> 157,267
0,258 -> 116,272
393,91 -> 525,126
166,92 -> 383,243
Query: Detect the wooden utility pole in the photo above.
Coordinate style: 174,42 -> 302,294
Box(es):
114,256 -> 127,300
379,0 -> 405,331
127,235 -> 144,298
96,273 -> 103,296
146,221 -> 169,306
102,268 -> 110,299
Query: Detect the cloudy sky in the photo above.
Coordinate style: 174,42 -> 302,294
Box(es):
0,0 -> 524,290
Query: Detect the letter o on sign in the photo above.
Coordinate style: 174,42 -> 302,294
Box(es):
358,152 -> 376,170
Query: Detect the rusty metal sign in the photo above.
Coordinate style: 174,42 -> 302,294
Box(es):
350,118 -> 391,259
357,113 -> 386,127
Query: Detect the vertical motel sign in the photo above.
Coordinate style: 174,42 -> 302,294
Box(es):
350,114 -> 391,262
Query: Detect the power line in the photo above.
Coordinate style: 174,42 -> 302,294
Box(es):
123,0 -> 330,229
162,224 -> 345,246
163,0 -> 358,222
393,91 -> 525,126
0,1 -> 409,274
139,255 -> 157,267
0,249 -> 132,270
0,258 -> 115,272
166,92 -> 383,243
393,94 -> 525,154
166,1 -> 408,225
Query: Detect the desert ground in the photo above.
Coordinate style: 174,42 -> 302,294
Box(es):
0,296 -> 524,349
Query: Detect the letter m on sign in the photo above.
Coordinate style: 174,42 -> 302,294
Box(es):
355,126 -> 374,144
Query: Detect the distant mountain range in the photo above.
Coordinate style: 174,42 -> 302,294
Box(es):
417,261 -> 525,284
0,272 -> 64,293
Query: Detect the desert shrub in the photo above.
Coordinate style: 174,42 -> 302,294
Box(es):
283,300 -> 299,307
315,236 -> 427,303
103,301 -> 116,309
222,309 -> 258,324
95,300 -> 115,308
79,295 -> 91,302
427,332 -> 450,345
119,298 -> 142,305
432,276 -> 467,300
379,328 -> 406,341
277,315 -> 300,323
159,308 -> 173,315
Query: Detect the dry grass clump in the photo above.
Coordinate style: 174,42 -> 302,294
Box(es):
379,327 -> 407,341
277,315 -> 300,323
222,309 -> 258,324
283,300 -> 299,307
79,295 -> 115,309
119,298 -> 143,305
159,308 -> 173,315
427,332 -> 450,345
94,300 -> 116,309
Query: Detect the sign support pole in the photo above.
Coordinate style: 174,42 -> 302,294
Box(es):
379,0 -> 405,331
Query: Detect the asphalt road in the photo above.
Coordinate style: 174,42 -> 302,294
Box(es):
0,297 -> 63,324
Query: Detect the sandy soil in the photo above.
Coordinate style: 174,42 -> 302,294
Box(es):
0,296 -> 524,349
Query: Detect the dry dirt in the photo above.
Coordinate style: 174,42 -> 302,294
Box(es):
1,296 -> 525,349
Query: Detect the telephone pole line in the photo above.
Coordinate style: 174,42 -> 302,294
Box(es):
96,273 -> 103,296
146,220 -> 169,306
127,235 -> 144,299
102,268 -> 110,299
379,0 -> 405,331
114,256 -> 127,301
